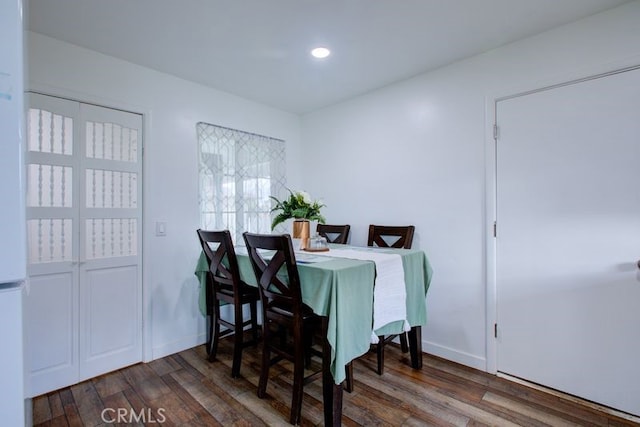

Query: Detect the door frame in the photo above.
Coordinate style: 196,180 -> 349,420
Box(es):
483,58 -> 640,376
28,85 -> 153,364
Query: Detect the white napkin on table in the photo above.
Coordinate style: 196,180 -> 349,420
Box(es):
314,248 -> 409,343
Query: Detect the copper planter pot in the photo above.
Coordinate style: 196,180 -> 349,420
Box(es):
292,220 -> 310,249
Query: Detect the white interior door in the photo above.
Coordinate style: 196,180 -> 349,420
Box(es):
24,93 -> 143,396
496,67 -> 640,416
25,94 -> 80,395
78,103 -> 142,380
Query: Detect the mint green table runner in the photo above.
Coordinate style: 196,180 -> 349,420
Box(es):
194,245 -> 432,384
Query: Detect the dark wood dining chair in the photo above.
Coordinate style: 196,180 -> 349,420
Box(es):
242,232 -> 325,425
316,223 -> 351,244
367,224 -> 415,375
196,229 -> 260,378
367,224 -> 415,250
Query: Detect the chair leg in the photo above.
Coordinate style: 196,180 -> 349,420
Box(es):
250,299 -> 259,344
204,277 -> 214,356
209,303 -> 221,362
257,322 -> 271,399
345,362 -> 354,393
231,303 -> 244,378
205,314 -> 214,356
290,364 -> 304,425
376,336 -> 384,375
408,326 -> 423,369
303,325 -> 313,368
400,332 -> 409,353
290,328 -> 305,425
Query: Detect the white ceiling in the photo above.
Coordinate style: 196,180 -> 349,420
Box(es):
27,0 -> 631,114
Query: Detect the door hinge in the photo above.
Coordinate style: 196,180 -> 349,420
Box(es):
493,124 -> 499,140
493,221 -> 497,237
494,323 -> 498,338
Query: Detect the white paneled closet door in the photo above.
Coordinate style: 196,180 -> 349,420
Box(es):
24,93 -> 143,396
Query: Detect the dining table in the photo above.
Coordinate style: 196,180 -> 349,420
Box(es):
194,242 -> 433,426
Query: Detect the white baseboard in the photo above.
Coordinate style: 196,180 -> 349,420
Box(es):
422,339 -> 487,372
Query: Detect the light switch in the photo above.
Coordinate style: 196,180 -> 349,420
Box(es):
155,221 -> 167,237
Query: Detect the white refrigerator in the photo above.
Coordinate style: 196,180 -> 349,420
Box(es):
0,0 -> 27,425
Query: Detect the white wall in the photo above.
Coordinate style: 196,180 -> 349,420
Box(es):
301,1 -> 640,370
27,32 -> 303,360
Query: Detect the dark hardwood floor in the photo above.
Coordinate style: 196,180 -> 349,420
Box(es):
32,335 -> 638,426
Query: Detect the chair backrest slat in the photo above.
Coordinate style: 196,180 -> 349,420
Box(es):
316,223 -> 351,244
367,224 -> 415,249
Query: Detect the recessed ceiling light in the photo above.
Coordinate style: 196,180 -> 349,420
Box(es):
311,47 -> 331,59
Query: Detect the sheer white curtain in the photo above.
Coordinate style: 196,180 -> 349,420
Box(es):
197,122 -> 285,243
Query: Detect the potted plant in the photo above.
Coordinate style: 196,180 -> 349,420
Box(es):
270,189 -> 326,240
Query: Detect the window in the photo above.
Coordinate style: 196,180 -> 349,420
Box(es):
197,122 -> 286,243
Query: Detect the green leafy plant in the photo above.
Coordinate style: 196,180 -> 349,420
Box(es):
270,189 -> 326,230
